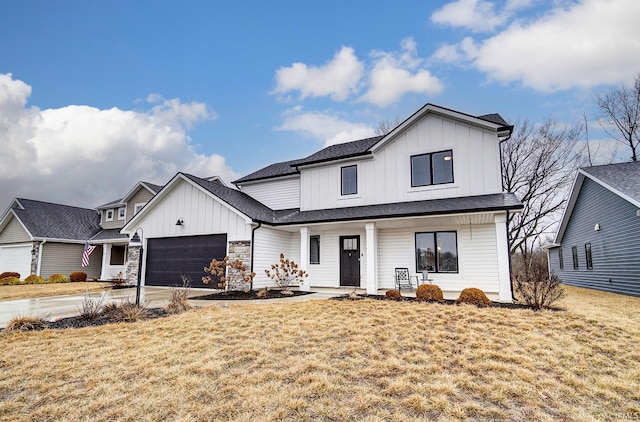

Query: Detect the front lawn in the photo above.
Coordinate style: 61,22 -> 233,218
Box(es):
0,285 -> 638,420
0,282 -> 111,301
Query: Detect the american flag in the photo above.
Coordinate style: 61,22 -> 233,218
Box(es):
82,241 -> 96,267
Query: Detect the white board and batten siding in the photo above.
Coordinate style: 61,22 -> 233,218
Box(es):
300,114 -> 502,211
239,177 -> 301,210
40,243 -> 102,280
252,226 -> 300,289
377,224 -> 501,299
134,180 -> 252,241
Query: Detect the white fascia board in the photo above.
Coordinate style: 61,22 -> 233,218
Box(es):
90,238 -> 128,245
32,237 -> 86,244
294,154 -> 374,171
120,181 -> 156,204
235,173 -> 300,188
0,208 -> 34,240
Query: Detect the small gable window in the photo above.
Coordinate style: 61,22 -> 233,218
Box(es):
118,207 -> 126,220
134,203 -> 146,215
411,150 -> 454,187
310,235 -> 320,264
341,165 -> 357,196
106,209 -> 114,222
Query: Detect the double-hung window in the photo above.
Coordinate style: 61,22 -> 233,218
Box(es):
415,231 -> 458,273
411,150 -> 454,187
341,165 -> 357,195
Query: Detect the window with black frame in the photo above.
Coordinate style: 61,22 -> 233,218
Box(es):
572,246 -> 578,270
411,150 -> 453,187
310,235 -> 320,264
559,249 -> 564,270
415,231 -> 458,273
341,165 -> 357,195
585,243 -> 593,270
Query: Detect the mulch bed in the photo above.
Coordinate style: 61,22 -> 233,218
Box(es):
191,290 -> 314,301
331,293 -> 549,310
46,308 -> 169,330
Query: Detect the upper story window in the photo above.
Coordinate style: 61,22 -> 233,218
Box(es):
118,207 -> 126,220
105,209 -> 114,222
134,203 -> 146,215
341,165 -> 357,196
415,231 -> 458,273
411,150 -> 454,187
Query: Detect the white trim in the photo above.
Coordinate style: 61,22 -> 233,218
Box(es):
299,227 -> 310,291
0,208 -> 34,240
365,223 -> 378,294
235,173 -> 299,189
117,207 -> 126,220
133,203 -> 146,215
121,181 -> 160,204
106,209 -> 114,222
494,213 -> 512,302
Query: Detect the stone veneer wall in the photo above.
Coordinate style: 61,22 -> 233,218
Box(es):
30,241 -> 40,275
126,245 -> 141,285
227,240 -> 251,291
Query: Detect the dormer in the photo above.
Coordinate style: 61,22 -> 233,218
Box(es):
97,181 -> 163,229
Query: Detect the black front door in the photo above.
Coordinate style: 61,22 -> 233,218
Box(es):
340,235 -> 360,286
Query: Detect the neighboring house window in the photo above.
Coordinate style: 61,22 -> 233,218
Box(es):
118,207 -> 126,220
411,150 -> 454,187
134,203 -> 146,214
310,235 -> 320,264
415,231 -> 458,273
559,249 -> 564,270
572,246 -> 578,270
106,209 -> 114,222
585,243 -> 593,270
341,165 -> 357,195
110,245 -> 126,265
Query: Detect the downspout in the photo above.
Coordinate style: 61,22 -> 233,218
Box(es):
498,129 -> 517,301
36,239 -> 47,276
250,222 -> 261,290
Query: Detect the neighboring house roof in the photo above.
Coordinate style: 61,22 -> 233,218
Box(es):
97,198 -> 123,209
233,103 -> 511,185
96,181 -> 163,210
3,198 -> 101,241
552,161 -> 640,245
90,228 -> 129,242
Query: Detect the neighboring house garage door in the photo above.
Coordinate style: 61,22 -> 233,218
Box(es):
145,234 -> 227,287
0,245 -> 32,278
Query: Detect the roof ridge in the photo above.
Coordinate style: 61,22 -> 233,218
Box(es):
16,197 -> 97,212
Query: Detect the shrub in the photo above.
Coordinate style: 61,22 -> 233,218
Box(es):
256,288 -> 269,298
416,284 -> 444,302
203,256 -> 255,292
385,289 -> 402,299
24,275 -> 45,284
0,276 -> 22,286
4,316 -> 48,333
79,292 -> 106,320
105,300 -> 150,322
512,250 -> 566,309
264,253 -> 309,292
70,271 -> 87,282
47,273 -> 68,283
0,272 -> 20,280
166,275 -> 193,314
456,288 -> 492,307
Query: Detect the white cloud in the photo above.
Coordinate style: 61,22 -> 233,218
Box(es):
360,38 -> 443,107
434,0 -> 640,91
431,0 -> 536,32
0,73 -> 238,212
272,47 -> 364,101
275,107 -> 376,146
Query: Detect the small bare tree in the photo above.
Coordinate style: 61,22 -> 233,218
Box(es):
374,116 -> 404,135
512,248 -> 565,309
264,253 -> 308,294
202,257 -> 256,292
595,73 -> 640,161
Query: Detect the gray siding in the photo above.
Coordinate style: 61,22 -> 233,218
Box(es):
40,242 -> 102,279
0,216 -> 31,244
549,178 -> 640,296
101,208 -> 125,230
126,188 -> 155,221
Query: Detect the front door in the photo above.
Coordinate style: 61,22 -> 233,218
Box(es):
340,235 -> 360,286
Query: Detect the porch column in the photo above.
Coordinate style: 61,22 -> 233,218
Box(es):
494,213 -> 512,302
100,244 -> 111,280
365,223 -> 378,295
299,227 -> 310,291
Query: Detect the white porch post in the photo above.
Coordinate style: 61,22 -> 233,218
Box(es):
100,244 -> 111,280
494,213 -> 512,302
365,223 -> 378,295
299,227 -> 310,291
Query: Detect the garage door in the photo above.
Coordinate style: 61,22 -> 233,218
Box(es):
0,245 -> 32,279
145,234 -> 227,287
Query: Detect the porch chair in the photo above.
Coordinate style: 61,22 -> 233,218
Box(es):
395,267 -> 418,291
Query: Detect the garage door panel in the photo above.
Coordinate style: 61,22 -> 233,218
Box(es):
145,234 -> 227,287
0,245 -> 32,279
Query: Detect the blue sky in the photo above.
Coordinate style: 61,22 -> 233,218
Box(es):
1,0 -> 639,211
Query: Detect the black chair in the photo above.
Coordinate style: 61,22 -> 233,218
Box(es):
394,267 -> 416,291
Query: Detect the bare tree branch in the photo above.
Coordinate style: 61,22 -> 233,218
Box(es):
375,117 -> 404,135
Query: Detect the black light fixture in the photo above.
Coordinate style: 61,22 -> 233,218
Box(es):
176,218 -> 184,226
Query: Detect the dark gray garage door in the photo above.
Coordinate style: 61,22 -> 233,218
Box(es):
145,234 -> 227,287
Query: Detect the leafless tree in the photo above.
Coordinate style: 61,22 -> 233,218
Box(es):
595,73 -> 640,161
374,116 -> 404,135
501,118 -> 585,256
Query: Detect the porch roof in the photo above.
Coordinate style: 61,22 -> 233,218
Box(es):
90,228 -> 129,242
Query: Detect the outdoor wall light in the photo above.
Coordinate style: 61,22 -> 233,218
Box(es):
594,223 -> 600,231
176,218 -> 184,226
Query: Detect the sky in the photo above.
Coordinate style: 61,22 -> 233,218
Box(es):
1,0 -> 639,212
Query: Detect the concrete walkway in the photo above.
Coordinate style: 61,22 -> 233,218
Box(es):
0,286 -> 352,328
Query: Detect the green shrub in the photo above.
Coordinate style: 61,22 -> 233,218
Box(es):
385,289 -> 402,299
47,274 -> 68,283
0,272 -> 20,280
456,288 -> 492,307
69,271 -> 88,282
24,274 -> 45,284
416,284 -> 444,302
0,276 -> 22,286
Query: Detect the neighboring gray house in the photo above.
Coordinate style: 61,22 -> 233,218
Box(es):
546,161 -> 640,296
0,199 -> 102,279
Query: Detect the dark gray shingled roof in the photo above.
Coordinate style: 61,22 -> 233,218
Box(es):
477,113 -> 510,127
144,182 -> 164,193
233,159 -> 302,184
582,161 -> 640,202
97,198 -> 123,209
183,173 -> 523,225
13,198 -> 101,240
97,181 -> 164,209
90,228 -> 129,242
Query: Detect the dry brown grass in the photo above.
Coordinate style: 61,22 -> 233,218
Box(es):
0,282 -> 110,301
1,285 -> 639,421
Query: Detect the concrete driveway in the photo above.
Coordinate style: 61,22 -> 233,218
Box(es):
0,286 -> 345,328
